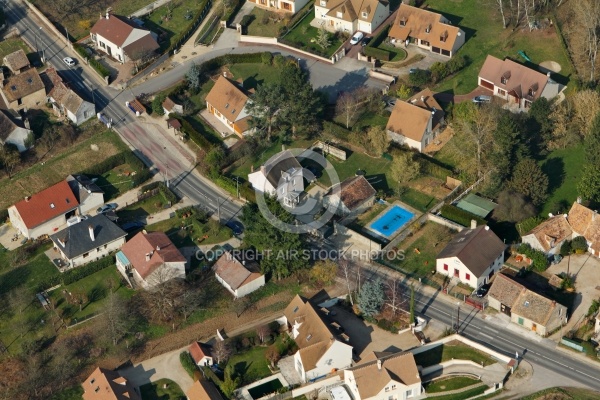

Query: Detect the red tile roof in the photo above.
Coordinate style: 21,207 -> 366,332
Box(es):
120,232 -> 186,279
329,175 -> 376,211
189,341 -> 212,364
12,180 -> 78,228
82,367 -> 141,400
90,15 -> 137,47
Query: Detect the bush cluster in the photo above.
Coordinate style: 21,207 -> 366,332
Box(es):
430,55 -> 469,83
179,351 -> 199,378
440,204 -> 486,227
363,47 -> 390,61
517,243 -> 549,272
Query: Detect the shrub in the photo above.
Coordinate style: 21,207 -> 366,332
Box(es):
368,25 -> 390,48
409,69 -> 432,86
571,236 -> 588,253
180,351 -> 199,378
363,46 -> 390,61
240,14 -> 253,27
261,51 -> 273,65
419,155 -> 453,180
202,366 -> 223,386
517,243 -> 549,272
587,299 -> 600,317
560,240 -> 572,256
440,204 -> 486,227
151,94 -> 166,116
171,115 -> 215,151
323,120 -> 351,141
273,54 -> 286,68
78,151 -> 151,189
73,43 -> 110,79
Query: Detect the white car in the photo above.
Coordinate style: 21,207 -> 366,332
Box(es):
63,57 -> 76,67
349,32 -> 364,45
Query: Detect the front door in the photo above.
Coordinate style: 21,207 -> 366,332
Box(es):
107,46 -> 112,56
454,268 -> 459,278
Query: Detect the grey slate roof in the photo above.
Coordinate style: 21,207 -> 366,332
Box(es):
50,214 -> 126,259
437,226 -> 506,277
264,150 -> 302,189
66,174 -> 104,204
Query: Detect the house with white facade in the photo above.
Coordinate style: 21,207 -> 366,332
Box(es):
388,3 -> 465,57
250,0 -> 309,14
386,88 -> 445,152
521,214 -> 572,255
248,150 -> 304,208
66,174 -> 104,215
478,55 -> 562,109
162,96 -> 184,116
324,175 -> 376,219
8,180 -> 79,239
314,0 -> 389,34
213,252 -> 265,298
282,295 -> 353,382
189,342 -> 213,366
344,351 -> 422,400
45,68 -> 95,125
0,109 -> 32,152
90,12 -> 159,63
50,214 -> 126,269
205,76 -> 252,137
567,202 -> 600,257
436,225 -> 506,288
116,231 -> 187,289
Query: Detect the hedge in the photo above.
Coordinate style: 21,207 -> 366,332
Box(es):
369,24 -> 390,48
167,0 -> 212,54
179,351 -> 199,378
223,0 -> 245,25
171,115 -> 214,151
213,174 -> 256,202
418,155 -> 454,180
517,243 -> 548,272
202,366 -> 224,387
322,121 -> 351,141
363,46 -> 391,61
440,204 -> 486,227
0,208 -> 7,223
73,43 -> 110,79
62,255 -> 116,285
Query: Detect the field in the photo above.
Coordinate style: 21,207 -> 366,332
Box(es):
413,340 -> 496,367
429,0 -> 573,95
0,130 -> 127,211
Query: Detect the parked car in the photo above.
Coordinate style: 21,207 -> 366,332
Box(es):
63,57 -> 76,67
409,68 -> 418,74
475,285 -> 490,298
361,37 -> 372,47
226,221 -> 244,236
120,221 -> 146,232
472,95 -> 492,104
96,203 -> 118,214
551,254 -> 563,264
350,32 -> 364,45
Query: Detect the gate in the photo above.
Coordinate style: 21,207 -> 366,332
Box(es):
465,297 -> 486,311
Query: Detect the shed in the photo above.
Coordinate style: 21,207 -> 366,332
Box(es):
456,193 -> 497,218
167,118 -> 182,132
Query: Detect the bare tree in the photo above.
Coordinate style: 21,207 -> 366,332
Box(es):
143,266 -> 185,322
256,325 -> 271,344
494,0 -> 508,28
570,0 -> 600,81
384,278 -> 406,318
265,344 -> 280,368
100,290 -> 129,346
340,259 -> 354,305
178,288 -> 205,322
212,340 -> 231,364
335,87 -> 370,129
0,147 -> 20,179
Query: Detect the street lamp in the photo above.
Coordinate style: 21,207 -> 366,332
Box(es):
456,301 -> 461,333
33,26 -> 42,59
163,146 -> 169,188
233,176 -> 240,199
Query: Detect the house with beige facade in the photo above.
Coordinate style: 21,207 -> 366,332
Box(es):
250,0 -> 309,14
213,252 -> 265,298
388,4 -> 465,57
567,202 -> 600,257
0,65 -> 45,111
3,49 -> 30,75
324,175 -> 376,218
282,295 -> 353,382
386,88 -> 444,152
205,75 -> 252,137
314,0 -> 389,34
45,68 -> 95,125
521,214 -> 572,255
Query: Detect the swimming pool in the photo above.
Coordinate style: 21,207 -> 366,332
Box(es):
370,205 -> 415,238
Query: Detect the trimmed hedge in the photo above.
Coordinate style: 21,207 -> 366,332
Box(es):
418,155 -> 454,180
167,0 -> 212,55
0,208 -> 8,223
202,366 -> 224,387
62,256 -> 115,285
517,243 -> 548,272
369,24 -> 390,48
363,46 -> 390,61
213,174 -> 256,202
179,351 -> 199,378
73,43 -> 110,78
171,115 -> 214,151
440,204 -> 486,227
322,121 -> 351,141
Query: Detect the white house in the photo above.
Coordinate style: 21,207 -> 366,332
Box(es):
213,252 -> 265,298
8,180 -> 79,239
116,231 -> 187,289
283,295 -> 353,382
248,150 -> 304,208
521,214 -> 572,255
162,96 -> 184,116
49,214 -> 127,269
478,55 -> 561,109
189,342 -> 213,366
344,351 -> 422,400
324,175 -> 376,219
66,174 -> 104,215
436,225 -> 506,288
314,0 -> 389,34
90,12 -> 159,63
205,76 -> 252,138
386,88 -> 445,153
250,0 -> 309,14
0,109 -> 32,152
46,68 -> 95,125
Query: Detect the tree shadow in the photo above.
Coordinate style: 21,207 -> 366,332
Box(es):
541,156 -> 565,196
87,284 -> 107,303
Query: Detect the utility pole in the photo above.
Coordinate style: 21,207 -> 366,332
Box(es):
456,301 -> 461,333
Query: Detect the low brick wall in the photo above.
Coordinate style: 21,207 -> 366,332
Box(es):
312,140 -> 347,160
239,34 -> 335,64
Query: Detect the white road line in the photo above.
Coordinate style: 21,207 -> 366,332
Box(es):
478,332 -> 493,340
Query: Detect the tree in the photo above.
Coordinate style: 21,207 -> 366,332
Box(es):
100,290 -> 128,346
256,325 -> 271,344
389,152 -> 420,194
246,82 -> 285,140
365,126 -> 389,156
0,146 -> 20,178
578,165 -> 600,201
178,288 -> 206,322
316,26 -> 331,50
265,344 -> 281,368
336,90 -> 362,129
509,158 -> 548,206
585,112 -> 600,166
221,364 -> 240,398
570,0 -> 600,81
212,340 -> 231,364
309,260 -> 338,287
396,84 -> 413,100
186,62 -> 202,92
358,279 -> 384,317
152,94 -> 166,116
494,0 -> 508,28
340,259 -> 354,305
278,64 -> 323,137
142,268 -> 185,322
384,278 -> 405,318
408,69 -> 431,86
493,190 -> 537,223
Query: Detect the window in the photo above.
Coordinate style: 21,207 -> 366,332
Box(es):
392,385 -> 396,390
420,40 -> 430,46
293,306 -> 299,313
83,252 -> 89,258
95,387 -> 100,393
406,389 -> 413,398
443,264 -> 448,271
465,273 -> 471,280
385,387 -> 390,392
282,2 -> 291,10
501,77 -> 508,84
498,88 -> 506,96
518,317 -> 524,325
362,11 -> 367,18
306,334 -> 312,341
90,379 -> 96,385
99,41 -> 106,49
104,244 -> 108,249
425,24 -> 431,33
17,98 -> 22,106
96,247 -> 101,252
454,268 -> 459,277
400,18 -> 406,26
336,11 -> 342,18
320,0 -> 326,5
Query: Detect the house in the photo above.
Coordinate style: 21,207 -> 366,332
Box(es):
66,174 -> 105,215
50,214 -> 127,268
388,3 -> 465,57
324,175 -> 376,218
282,295 -> 353,382
250,0 -> 308,14
45,68 -> 95,125
248,150 -> 304,208
116,231 -> 187,289
0,67 -> 46,111
189,341 -> 213,366
8,180 -> 79,239
478,55 -> 561,109
213,251 -> 265,298
488,273 -> 567,336
521,214 -> 572,254
82,367 -> 141,400
90,12 -> 159,63
344,351 -> 422,400
162,96 -> 183,116
314,0 -> 389,34
0,108 -> 32,152
386,88 -> 445,152
567,202 -> 600,257
436,225 -> 506,288
186,380 -> 223,400
3,49 -> 30,75
205,76 -> 252,137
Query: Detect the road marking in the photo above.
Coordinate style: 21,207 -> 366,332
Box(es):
478,332 -> 493,340
484,325 -> 496,332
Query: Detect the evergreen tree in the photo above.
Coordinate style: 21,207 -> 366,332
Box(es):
358,279 -> 384,317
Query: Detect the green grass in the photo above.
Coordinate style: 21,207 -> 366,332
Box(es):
142,0 -> 206,51
520,387 -> 600,400
49,385 -> 85,400
424,376 -> 480,393
426,385 -> 488,400
88,163 -> 139,200
378,43 -> 407,62
540,143 -> 585,216
323,151 -> 391,189
139,378 -> 186,400
117,192 -> 169,222
228,345 -> 272,385
245,8 -> 286,37
413,342 -> 496,368
281,14 -> 343,58
145,215 -> 233,247
384,231 -> 444,279
0,38 -> 40,66
399,188 -> 436,212
429,0 -> 573,95
228,63 -> 283,90
351,112 -> 390,132
355,203 -> 386,227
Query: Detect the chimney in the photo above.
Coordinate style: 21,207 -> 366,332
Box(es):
145,253 -> 151,262
548,213 -> 554,218
470,219 -> 477,229
547,71 -> 551,79
25,196 -> 31,202
88,225 -> 95,241
24,118 -> 30,130
242,260 -> 246,266
421,95 -> 425,102
377,359 -> 382,370
431,107 -> 436,115
156,245 -> 161,251
223,71 -> 227,77
485,226 -> 490,231
106,11 -> 109,19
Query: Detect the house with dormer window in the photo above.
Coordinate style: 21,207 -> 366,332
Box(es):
205,75 -> 252,138
0,50 -> 45,111
250,0 -> 308,14
314,0 -> 389,34
248,150 -> 305,208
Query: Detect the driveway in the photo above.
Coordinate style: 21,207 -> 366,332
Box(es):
119,347 -> 194,393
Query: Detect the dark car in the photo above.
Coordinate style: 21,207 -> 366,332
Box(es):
120,221 -> 146,232
361,37 -> 372,47
475,285 -> 490,298
226,221 -> 244,236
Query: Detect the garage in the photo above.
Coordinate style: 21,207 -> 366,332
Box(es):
479,78 -> 494,90
432,46 -> 441,54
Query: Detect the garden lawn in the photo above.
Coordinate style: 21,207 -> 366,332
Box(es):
413,341 -> 496,368
245,8 -> 286,37
323,152 -> 391,190
139,378 -> 186,400
0,38 -> 36,65
145,215 -> 233,247
228,346 -> 272,385
378,43 -> 407,62
384,235 -> 439,279
281,14 -> 342,58
540,144 -> 585,217
399,188 -> 436,212
117,192 -> 169,222
0,244 -> 58,296
355,203 -> 387,227
424,376 -> 480,393
142,0 -> 205,51
228,63 -> 283,90
428,0 -> 573,95
351,112 -> 390,132
426,385 -> 488,400
90,163 -> 141,200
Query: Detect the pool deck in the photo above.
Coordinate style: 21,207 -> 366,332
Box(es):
237,372 -> 289,400
364,201 -> 422,242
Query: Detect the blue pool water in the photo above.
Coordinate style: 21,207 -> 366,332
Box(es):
370,205 -> 414,238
